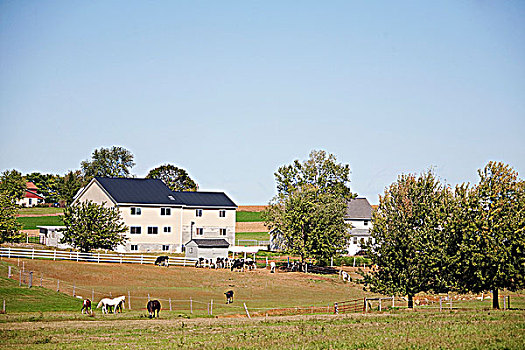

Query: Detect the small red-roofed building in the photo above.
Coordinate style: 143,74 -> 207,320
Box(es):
17,182 -> 45,207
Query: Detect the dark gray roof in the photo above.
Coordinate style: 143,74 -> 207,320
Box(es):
173,191 -> 237,208
189,239 -> 230,248
94,177 -> 237,207
345,198 -> 372,219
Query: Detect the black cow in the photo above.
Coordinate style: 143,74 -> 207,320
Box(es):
224,290 -> 234,304
230,259 -> 244,272
155,256 -> 169,267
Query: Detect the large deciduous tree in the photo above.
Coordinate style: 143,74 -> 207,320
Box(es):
449,162 -> 525,309
58,170 -> 85,205
263,150 -> 354,264
146,164 -> 198,191
81,146 -> 135,179
25,172 -> 61,203
362,170 -> 453,308
0,190 -> 23,243
61,201 -> 128,252
0,169 -> 26,200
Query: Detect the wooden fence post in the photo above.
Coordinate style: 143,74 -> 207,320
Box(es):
32,248 -> 34,260
503,295 -> 506,310
365,298 -> 368,313
2,299 -> 5,313
128,291 -> 131,310
379,298 -> 382,311
7,266 -> 11,278
8,247 -> 11,258
439,297 -> 442,312
76,252 -> 79,262
211,299 -> 213,315
22,261 -> 25,272
449,296 -> 452,310
266,257 -> 268,267
190,297 -> 193,314
169,298 -> 172,311
140,255 -> 143,264
19,270 -> 22,286
97,253 -> 100,263
392,296 -> 395,309
53,250 -> 56,261
331,257 -> 333,267
29,272 -> 33,288
244,303 -> 251,319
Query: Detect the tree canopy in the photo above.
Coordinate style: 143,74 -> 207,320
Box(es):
448,162 -> 525,309
0,169 -> 26,200
146,164 -> 198,191
0,190 -> 22,243
62,201 -> 128,252
264,150 -> 354,263
25,172 -> 61,203
362,170 -> 452,308
58,170 -> 85,205
81,146 -> 135,179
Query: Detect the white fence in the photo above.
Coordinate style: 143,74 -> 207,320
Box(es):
0,247 -> 198,266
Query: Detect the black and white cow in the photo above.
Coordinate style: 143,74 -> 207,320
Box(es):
155,256 -> 169,267
230,259 -> 245,272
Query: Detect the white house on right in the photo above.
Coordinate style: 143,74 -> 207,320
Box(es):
345,198 -> 374,255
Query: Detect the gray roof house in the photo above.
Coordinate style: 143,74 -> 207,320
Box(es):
72,177 -> 237,253
345,198 -> 374,255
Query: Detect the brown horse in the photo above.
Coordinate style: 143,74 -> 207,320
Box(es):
81,299 -> 92,314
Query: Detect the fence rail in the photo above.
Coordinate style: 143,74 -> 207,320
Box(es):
236,239 -> 270,246
0,247 -> 198,266
334,298 -> 364,314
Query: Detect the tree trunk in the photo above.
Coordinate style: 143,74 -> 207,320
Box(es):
408,295 -> 414,309
493,289 -> 499,309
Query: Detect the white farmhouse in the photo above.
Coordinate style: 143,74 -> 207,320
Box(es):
72,177 -> 237,253
345,198 -> 373,255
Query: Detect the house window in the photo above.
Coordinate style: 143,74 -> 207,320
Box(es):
131,207 -> 142,215
29,199 -> 32,205
161,207 -> 171,216
219,210 -> 226,218
196,228 -> 204,236
164,226 -> 171,233
353,237 -> 357,245
130,245 -> 138,251
148,227 -> 158,234
162,245 -> 170,251
220,228 -> 227,236
364,220 -> 368,226
130,226 -> 141,234
360,238 -> 365,245
189,247 -> 193,254
196,209 -> 203,217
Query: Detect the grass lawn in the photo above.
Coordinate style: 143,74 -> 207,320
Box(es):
236,211 -> 263,222
236,232 -> 269,242
0,260 -> 523,349
18,207 -> 63,216
17,216 -> 64,230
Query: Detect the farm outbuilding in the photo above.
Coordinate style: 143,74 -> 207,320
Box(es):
185,239 -> 230,260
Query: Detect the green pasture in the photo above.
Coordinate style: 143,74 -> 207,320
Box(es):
18,207 -> 63,216
17,216 -> 64,230
0,310 -> 523,349
236,211 -> 263,222
236,232 -> 269,241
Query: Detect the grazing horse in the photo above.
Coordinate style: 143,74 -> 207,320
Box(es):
231,259 -> 244,272
81,299 -> 92,314
147,300 -> 161,318
270,261 -> 276,273
224,290 -> 234,304
155,256 -> 169,267
97,296 -> 126,314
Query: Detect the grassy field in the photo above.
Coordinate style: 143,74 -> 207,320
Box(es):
0,308 -> 523,349
17,216 -> 64,230
236,232 -> 269,242
18,207 -> 63,216
236,211 -> 263,222
0,260 -> 524,349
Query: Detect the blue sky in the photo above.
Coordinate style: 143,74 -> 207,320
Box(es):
1,1 -> 524,204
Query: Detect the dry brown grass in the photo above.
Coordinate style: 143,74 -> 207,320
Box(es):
2,257 -> 368,314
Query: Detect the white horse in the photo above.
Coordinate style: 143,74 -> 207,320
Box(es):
97,296 -> 126,314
